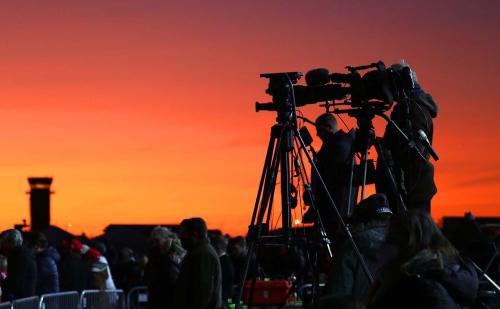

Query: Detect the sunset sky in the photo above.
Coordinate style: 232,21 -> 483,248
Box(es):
0,0 -> 499,236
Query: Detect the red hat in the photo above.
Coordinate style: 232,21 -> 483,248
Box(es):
70,239 -> 83,254
84,248 -> 101,263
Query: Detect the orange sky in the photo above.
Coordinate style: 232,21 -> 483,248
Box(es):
0,1 -> 499,236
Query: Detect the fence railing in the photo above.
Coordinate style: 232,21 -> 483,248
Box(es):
12,297 -> 39,309
126,287 -> 147,309
0,290 -> 127,309
39,291 -> 79,309
80,290 -> 125,309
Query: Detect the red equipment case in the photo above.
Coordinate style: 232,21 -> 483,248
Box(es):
242,280 -> 292,305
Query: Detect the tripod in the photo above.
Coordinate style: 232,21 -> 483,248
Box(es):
234,73 -> 374,308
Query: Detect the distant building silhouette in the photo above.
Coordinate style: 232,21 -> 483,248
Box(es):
28,177 -> 54,230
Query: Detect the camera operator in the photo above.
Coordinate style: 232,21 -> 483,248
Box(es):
379,63 -> 439,212
304,113 -> 356,239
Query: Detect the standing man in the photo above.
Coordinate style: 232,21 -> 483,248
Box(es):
1,229 -> 37,300
306,113 -> 356,239
174,218 -> 222,309
381,63 -> 439,212
211,235 -> 234,306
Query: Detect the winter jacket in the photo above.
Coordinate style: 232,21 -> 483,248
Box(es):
381,90 -> 439,211
325,226 -> 386,303
145,248 -> 180,309
36,246 -> 60,294
368,249 -> 478,309
172,241 -> 222,309
3,246 -> 37,300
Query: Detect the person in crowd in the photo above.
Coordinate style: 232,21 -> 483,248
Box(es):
89,262 -> 108,290
379,62 -> 439,212
28,231 -> 60,295
59,239 -> 90,291
229,236 -> 259,286
173,218 -> 221,309
145,226 -> 185,309
304,113 -> 356,239
82,244 -> 117,291
0,229 -> 37,300
322,194 -> 392,305
368,210 -> 478,308
112,247 -> 143,293
211,235 -> 235,305
0,254 -> 7,302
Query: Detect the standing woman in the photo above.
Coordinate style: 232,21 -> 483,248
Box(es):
368,210 -> 478,308
145,226 -> 185,309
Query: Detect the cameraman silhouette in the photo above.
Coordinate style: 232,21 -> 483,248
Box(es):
379,63 -> 439,212
304,113 -> 356,239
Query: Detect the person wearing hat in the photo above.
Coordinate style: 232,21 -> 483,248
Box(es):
59,239 -> 90,292
321,193 -> 392,306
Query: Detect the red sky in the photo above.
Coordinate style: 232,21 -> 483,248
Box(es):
0,0 -> 499,236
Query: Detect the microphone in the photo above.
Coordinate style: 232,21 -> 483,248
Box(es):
417,129 -> 439,161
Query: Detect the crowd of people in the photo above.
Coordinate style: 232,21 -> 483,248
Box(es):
0,205 -> 489,309
0,62 -> 493,307
0,217 -> 255,309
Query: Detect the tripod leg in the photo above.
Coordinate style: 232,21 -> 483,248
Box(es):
295,128 -> 374,284
280,129 -> 294,236
293,144 -> 332,259
234,126 -> 284,308
346,154 -> 356,218
249,125 -> 279,226
360,133 -> 372,200
374,137 -> 407,212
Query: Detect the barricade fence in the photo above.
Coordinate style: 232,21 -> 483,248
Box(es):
0,290 -> 127,309
39,291 -> 79,309
126,286 -> 148,309
12,297 -> 39,309
80,290 -> 124,309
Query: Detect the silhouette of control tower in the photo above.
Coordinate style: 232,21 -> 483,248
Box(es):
27,177 -> 54,230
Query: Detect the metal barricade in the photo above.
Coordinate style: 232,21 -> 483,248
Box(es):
80,290 -> 124,309
125,287 -> 148,309
0,302 -> 11,309
12,297 -> 39,309
39,291 -> 79,309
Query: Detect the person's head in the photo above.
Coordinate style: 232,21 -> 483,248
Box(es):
93,242 -> 107,256
179,217 -> 208,251
211,234 -> 229,256
352,193 -> 392,226
229,236 -> 247,257
391,60 -> 419,86
315,113 -> 338,142
29,231 -> 49,253
150,226 -> 174,252
119,247 -> 134,262
1,229 -> 23,254
386,210 -> 458,260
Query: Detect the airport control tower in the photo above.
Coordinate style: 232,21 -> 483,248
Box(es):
27,177 -> 54,230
